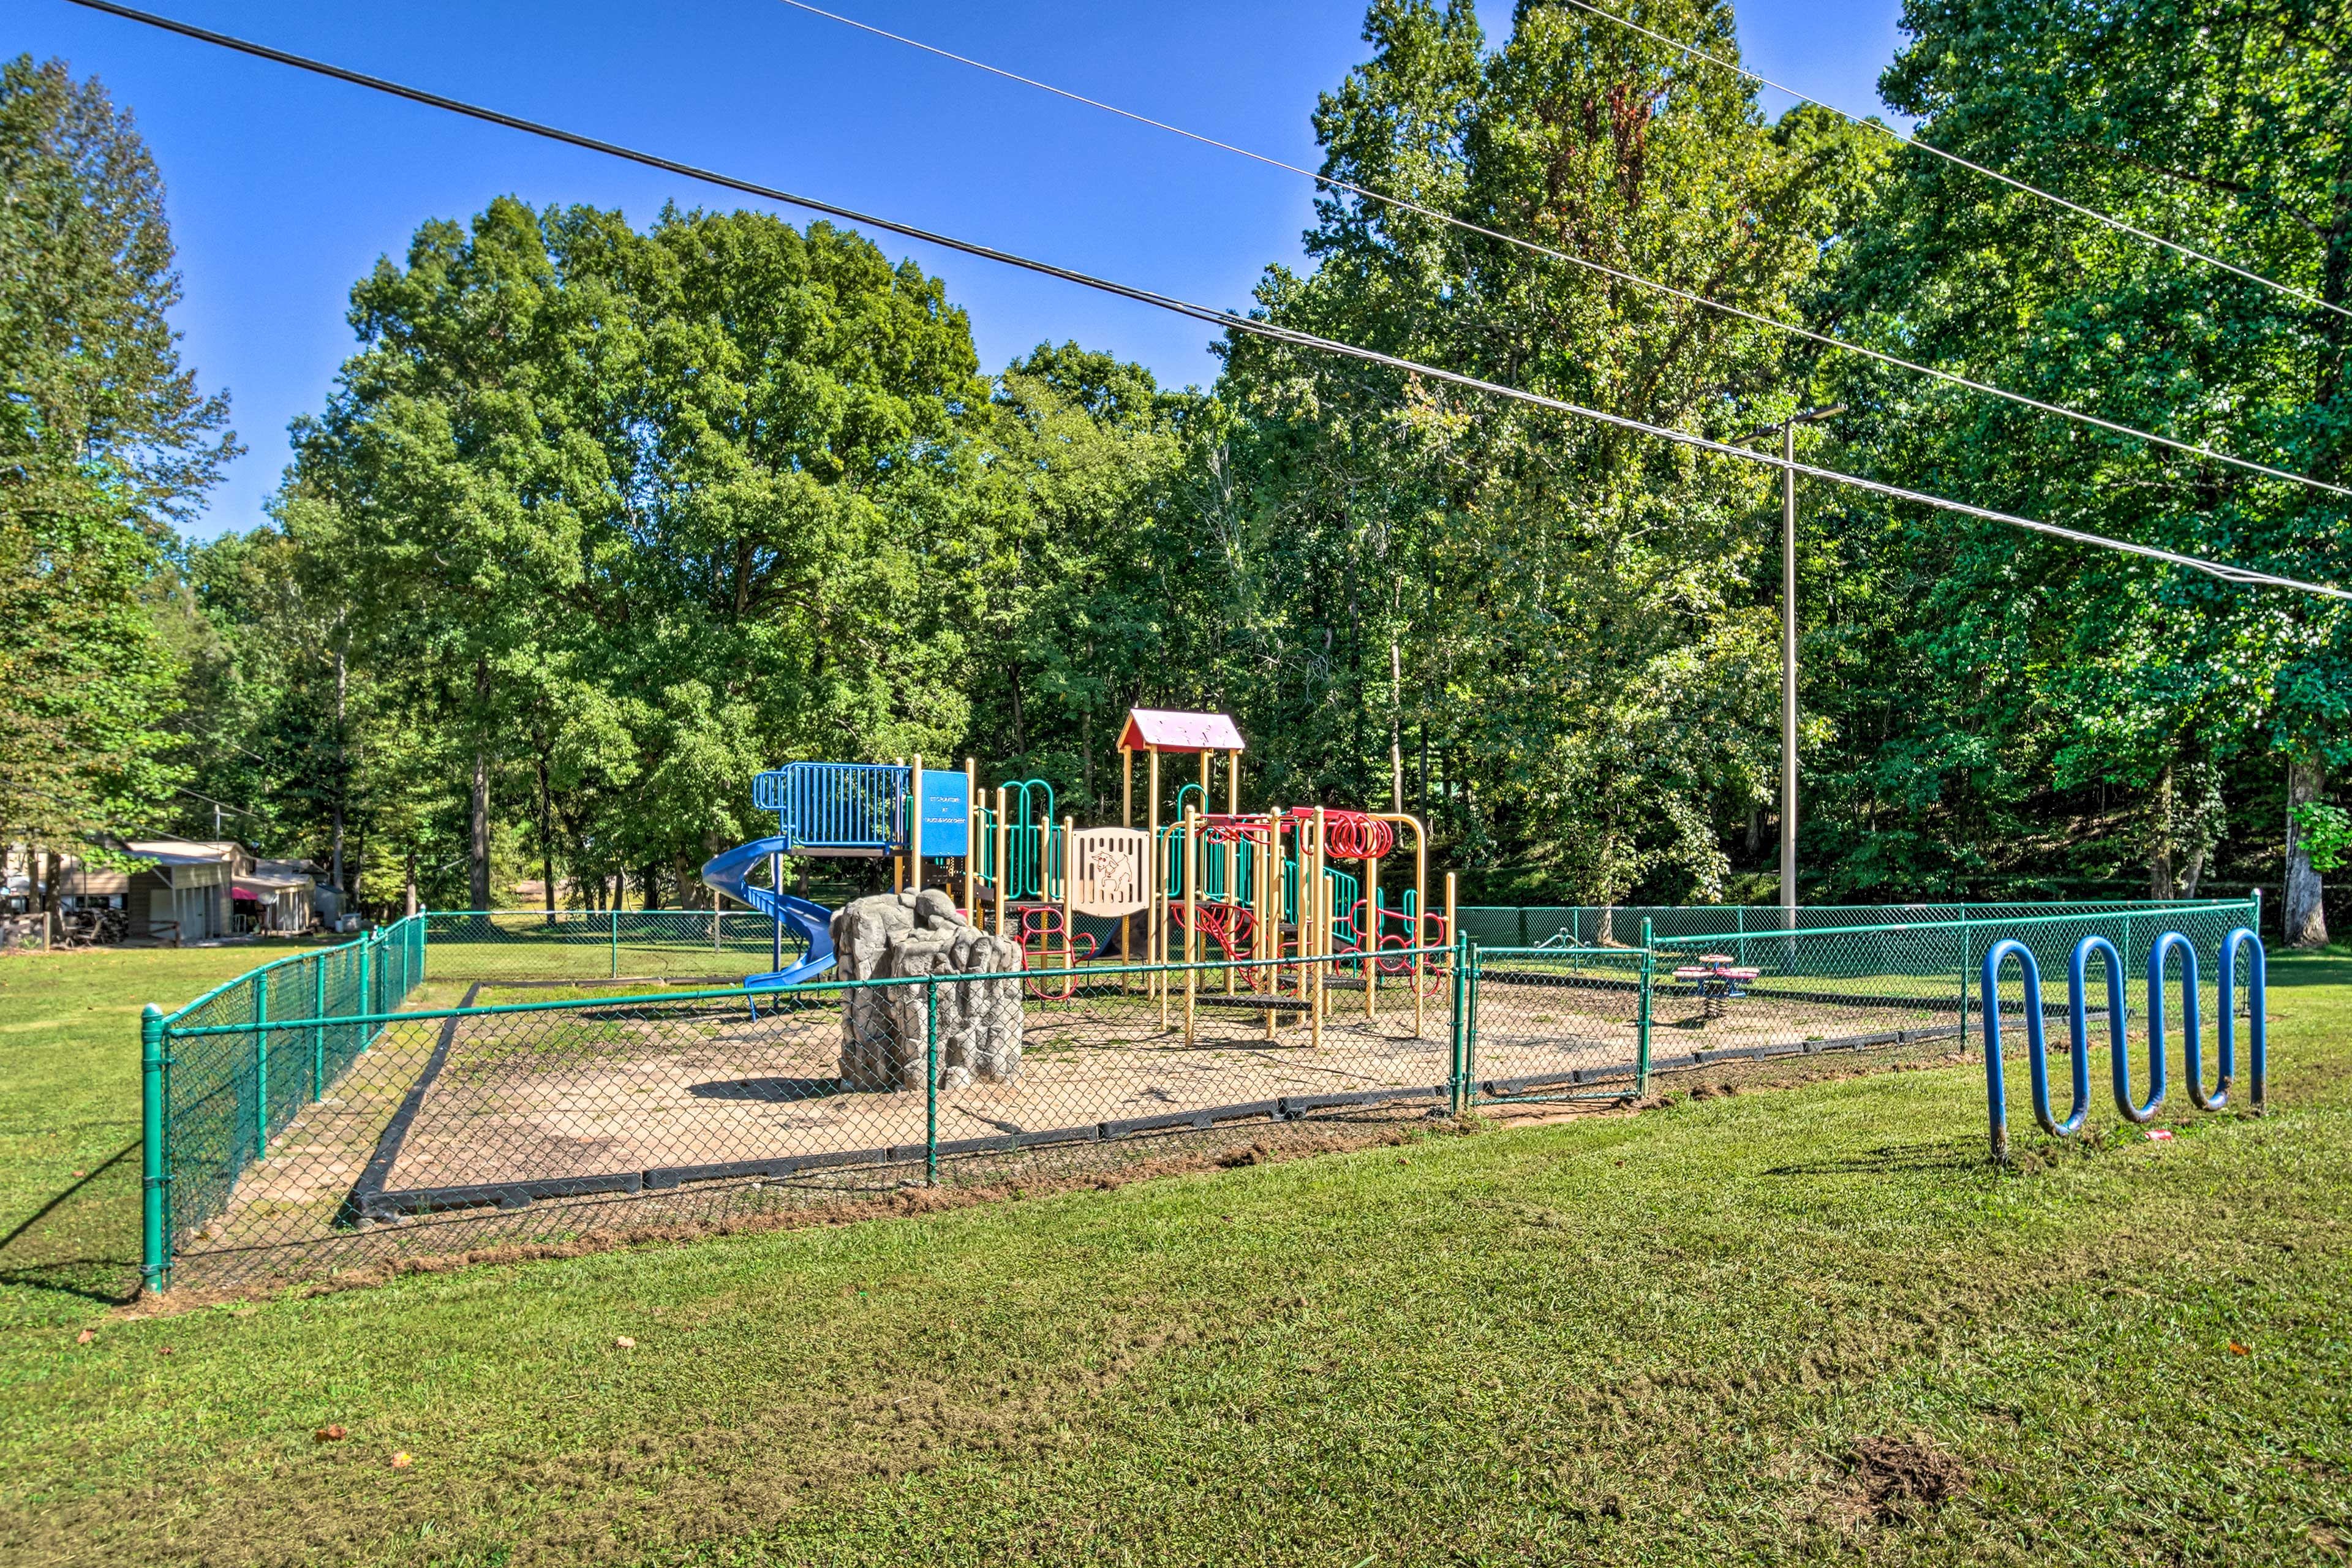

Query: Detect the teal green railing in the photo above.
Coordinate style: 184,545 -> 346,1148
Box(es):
141,895 -> 2269,1292
142,913 -> 428,1294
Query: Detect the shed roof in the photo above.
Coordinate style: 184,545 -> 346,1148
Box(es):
124,838 -> 238,867
1118,709 -> 1246,754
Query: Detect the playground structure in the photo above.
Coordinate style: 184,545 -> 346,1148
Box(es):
697,709 -> 1455,1039
141,891 -> 2276,1291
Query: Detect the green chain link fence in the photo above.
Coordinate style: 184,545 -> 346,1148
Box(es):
138,898 -> 2267,1293
1453,899 -> 2249,950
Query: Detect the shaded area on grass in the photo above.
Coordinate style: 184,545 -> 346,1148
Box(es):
0,1137 -> 140,1305
0,943 -> 340,1323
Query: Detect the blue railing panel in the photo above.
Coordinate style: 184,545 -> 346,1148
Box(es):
756,763 -> 905,852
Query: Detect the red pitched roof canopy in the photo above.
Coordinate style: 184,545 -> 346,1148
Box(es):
1118,708 -> 1246,753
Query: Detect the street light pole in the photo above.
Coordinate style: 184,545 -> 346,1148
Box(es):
1781,420 -> 1798,921
1738,404 -> 1842,921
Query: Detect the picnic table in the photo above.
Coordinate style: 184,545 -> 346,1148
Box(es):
1670,952 -> 1760,1019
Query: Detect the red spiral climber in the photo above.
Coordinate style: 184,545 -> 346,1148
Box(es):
1193,810 -> 1396,859
1314,810 -> 1395,860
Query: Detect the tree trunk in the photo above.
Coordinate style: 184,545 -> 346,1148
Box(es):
330,641 -> 347,892
535,736 -> 555,914
469,657 -> 492,911
639,863 -> 661,910
2148,763 -> 2177,899
1009,664 -> 1025,757
2285,756 -> 2328,946
404,853 -> 418,919
470,744 -> 491,911
1385,639 -> 1401,809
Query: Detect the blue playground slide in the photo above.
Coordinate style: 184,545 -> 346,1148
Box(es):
699,836 -> 835,990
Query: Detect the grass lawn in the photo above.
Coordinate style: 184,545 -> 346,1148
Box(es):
0,944 -> 2347,1564
0,942 -> 347,1317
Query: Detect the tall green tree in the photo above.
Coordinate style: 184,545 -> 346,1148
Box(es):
282,200 -> 991,908
1817,0 -> 2352,935
0,55 -> 235,897
1203,0 -> 1881,902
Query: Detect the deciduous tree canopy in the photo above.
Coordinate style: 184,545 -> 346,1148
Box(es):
93,0 -> 2352,936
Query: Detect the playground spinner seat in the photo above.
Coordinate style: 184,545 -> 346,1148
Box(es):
1672,956 -> 1760,1020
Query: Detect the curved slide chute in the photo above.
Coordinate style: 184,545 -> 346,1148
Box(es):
699,837 -> 835,990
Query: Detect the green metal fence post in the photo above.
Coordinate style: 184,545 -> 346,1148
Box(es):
251,973 -> 270,1163
1959,920 -> 1972,1054
609,908 -> 619,978
925,979 -> 940,1187
1637,917 -> 1654,1096
1517,907 -> 1529,946
358,930 -> 374,1052
311,955 -> 326,1101
1464,938 -> 1482,1107
141,1004 -> 168,1296
417,910 -> 429,985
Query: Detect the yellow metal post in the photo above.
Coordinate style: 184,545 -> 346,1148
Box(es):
1120,745 -> 1134,984
992,787 -> 1008,940
1310,807 -> 1327,1050
1221,752 -> 1238,998
1148,748 -> 1162,1004
1061,815 -> 1076,987
1270,809 -> 1289,1044
1183,807 -> 1198,1043
962,756 -> 977,921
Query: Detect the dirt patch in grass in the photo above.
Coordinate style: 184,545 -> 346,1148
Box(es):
1847,1434 -> 1972,1520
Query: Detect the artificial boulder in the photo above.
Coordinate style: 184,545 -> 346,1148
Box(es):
831,889 -> 1023,1091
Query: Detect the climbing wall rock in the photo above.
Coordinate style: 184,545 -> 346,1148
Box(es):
829,890 -> 1023,1091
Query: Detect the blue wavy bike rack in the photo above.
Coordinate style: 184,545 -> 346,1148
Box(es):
1981,927 -> 2265,1163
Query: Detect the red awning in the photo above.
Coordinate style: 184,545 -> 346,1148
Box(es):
1118,709 -> 1246,753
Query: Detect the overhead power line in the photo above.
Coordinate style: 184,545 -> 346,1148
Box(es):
761,0 -> 2349,500
1550,0 -> 2352,323
57,0 -> 2352,603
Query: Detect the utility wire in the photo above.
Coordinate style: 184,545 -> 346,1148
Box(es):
173,785 -> 263,818
57,0 -> 2352,603
761,0 -> 2350,500
1550,0 -> 2352,323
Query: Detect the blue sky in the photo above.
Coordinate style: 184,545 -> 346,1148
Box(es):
12,0 -> 1913,539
